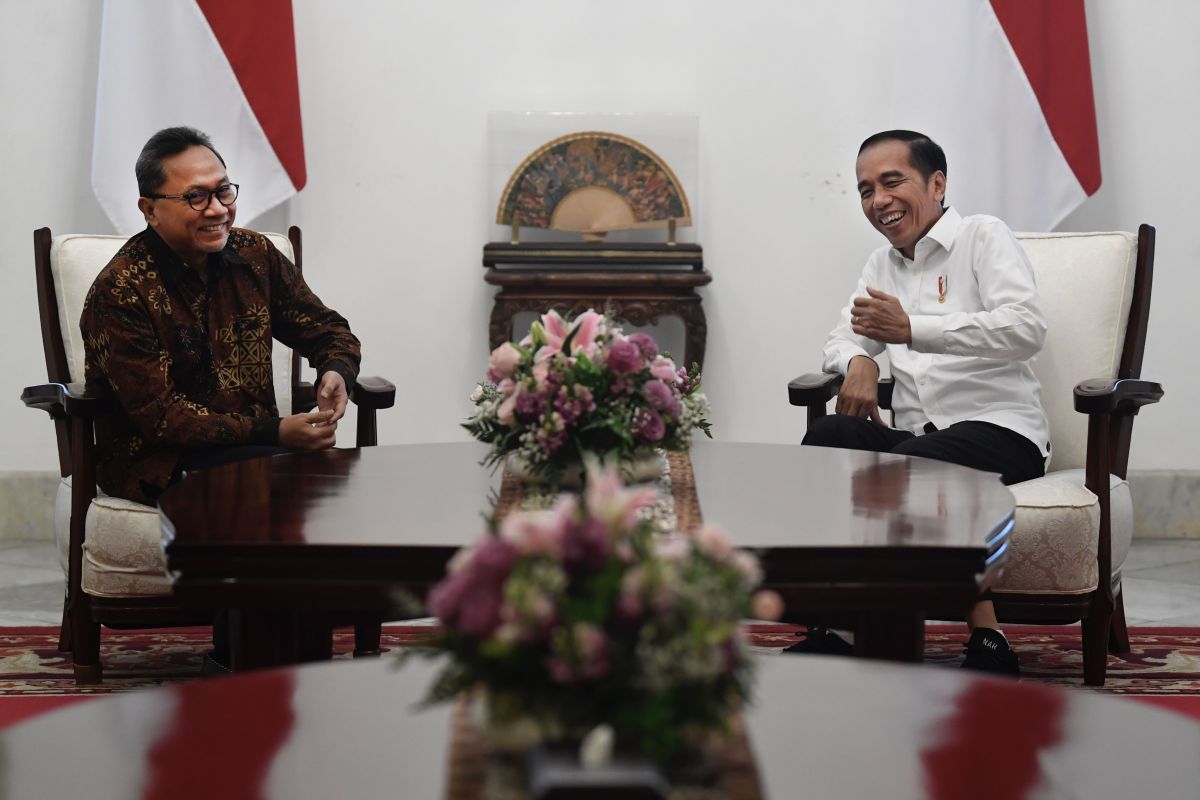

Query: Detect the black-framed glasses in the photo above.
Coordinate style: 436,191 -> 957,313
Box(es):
145,183 -> 239,211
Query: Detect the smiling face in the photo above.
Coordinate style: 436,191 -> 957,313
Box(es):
855,139 -> 945,259
137,145 -> 236,267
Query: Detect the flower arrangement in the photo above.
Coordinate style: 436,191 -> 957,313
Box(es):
422,465 -> 767,762
464,309 -> 711,480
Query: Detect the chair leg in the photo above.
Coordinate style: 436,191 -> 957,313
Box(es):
1081,592 -> 1114,687
70,594 -> 102,685
1109,590 -> 1131,654
57,593 -> 73,653
354,616 -> 383,658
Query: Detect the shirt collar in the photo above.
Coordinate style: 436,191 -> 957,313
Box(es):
142,226 -> 247,289
888,206 -> 962,264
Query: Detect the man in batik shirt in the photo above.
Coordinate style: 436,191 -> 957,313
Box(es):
81,126 -> 360,506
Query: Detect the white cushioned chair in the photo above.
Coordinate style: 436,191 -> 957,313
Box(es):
788,225 -> 1162,686
23,226 -> 396,683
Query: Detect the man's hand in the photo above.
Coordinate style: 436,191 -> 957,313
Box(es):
852,287 -> 912,344
279,410 -> 338,451
316,371 -> 348,424
836,355 -> 884,425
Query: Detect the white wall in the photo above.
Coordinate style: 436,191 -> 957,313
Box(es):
2,0 -> 1196,473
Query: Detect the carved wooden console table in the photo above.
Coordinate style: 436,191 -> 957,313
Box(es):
483,242 -> 712,370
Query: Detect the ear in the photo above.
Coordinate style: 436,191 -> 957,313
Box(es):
931,171 -> 947,204
138,197 -> 156,227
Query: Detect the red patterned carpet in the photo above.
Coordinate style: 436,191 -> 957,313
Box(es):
2,624 -> 1197,730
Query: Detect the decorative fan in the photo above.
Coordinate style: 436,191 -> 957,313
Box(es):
497,132 -> 691,239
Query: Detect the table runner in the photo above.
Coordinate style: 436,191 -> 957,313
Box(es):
494,451 -> 704,534
444,693 -> 765,800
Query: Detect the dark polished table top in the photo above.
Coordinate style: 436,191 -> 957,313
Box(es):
3,654 -> 1197,799
158,441 -> 1015,641
160,439 -> 1013,560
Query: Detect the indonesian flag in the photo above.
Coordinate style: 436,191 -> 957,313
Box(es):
890,0 -> 1101,231
92,0 -> 306,235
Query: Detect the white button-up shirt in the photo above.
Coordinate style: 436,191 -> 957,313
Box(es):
822,207 -> 1050,457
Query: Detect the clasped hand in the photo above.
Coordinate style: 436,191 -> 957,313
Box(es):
278,371 -> 348,451
851,287 -> 911,344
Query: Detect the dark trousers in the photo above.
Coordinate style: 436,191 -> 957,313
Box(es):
802,415 -> 1045,487
173,444 -> 290,663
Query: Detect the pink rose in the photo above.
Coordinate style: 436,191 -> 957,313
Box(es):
606,337 -> 643,374
487,342 -> 522,382
428,536 -> 518,637
497,394 -> 517,425
627,332 -> 659,360
649,356 -> 679,382
641,379 -> 681,417
632,407 -> 665,443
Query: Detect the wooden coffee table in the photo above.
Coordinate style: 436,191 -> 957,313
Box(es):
158,440 -> 1013,669
5,654 -> 1198,799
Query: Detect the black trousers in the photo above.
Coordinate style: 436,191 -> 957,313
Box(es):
802,415 -> 1045,487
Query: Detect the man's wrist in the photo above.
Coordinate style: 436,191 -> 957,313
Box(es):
849,355 -> 879,375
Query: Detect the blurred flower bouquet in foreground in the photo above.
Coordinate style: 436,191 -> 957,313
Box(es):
464,309 -> 711,483
422,465 -> 769,763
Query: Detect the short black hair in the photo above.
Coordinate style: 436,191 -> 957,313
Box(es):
135,126 -> 226,196
858,130 -> 947,181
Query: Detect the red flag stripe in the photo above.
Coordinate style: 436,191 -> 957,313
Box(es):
989,0 -> 1101,194
196,0 -> 307,190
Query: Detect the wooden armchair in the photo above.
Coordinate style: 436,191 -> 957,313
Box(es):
788,225 -> 1162,686
21,226 -> 396,684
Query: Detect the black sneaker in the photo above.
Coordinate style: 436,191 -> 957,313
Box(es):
784,627 -> 854,656
961,628 -> 1020,677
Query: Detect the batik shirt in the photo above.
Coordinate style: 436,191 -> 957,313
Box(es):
80,227 -> 360,504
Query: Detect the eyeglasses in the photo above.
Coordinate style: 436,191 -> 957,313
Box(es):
145,183 -> 239,211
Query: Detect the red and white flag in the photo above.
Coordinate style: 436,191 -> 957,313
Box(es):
890,0 -> 1101,231
92,0 -> 306,235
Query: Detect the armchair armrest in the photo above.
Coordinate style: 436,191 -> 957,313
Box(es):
351,376 -> 397,410
351,376 -> 396,447
1074,378 -> 1163,416
787,373 -> 843,407
787,374 -> 895,428
21,382 -> 113,418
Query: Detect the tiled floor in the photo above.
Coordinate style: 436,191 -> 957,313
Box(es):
1,538 -> 1198,627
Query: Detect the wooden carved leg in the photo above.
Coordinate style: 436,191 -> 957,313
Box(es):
1082,590 -> 1114,687
1109,589 -> 1131,654
676,300 -> 708,373
489,298 -> 525,354
71,593 -> 102,685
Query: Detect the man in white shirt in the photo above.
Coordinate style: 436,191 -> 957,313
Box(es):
799,130 -> 1049,676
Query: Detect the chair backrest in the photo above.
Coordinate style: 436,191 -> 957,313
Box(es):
36,228 -> 301,473
1015,228 -> 1152,473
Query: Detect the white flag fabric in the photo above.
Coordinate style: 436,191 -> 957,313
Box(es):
890,0 -> 1101,231
92,0 -> 306,235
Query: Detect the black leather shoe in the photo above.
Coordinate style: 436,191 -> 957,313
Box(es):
961,628 -> 1020,677
200,651 -> 233,676
784,627 -> 854,656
